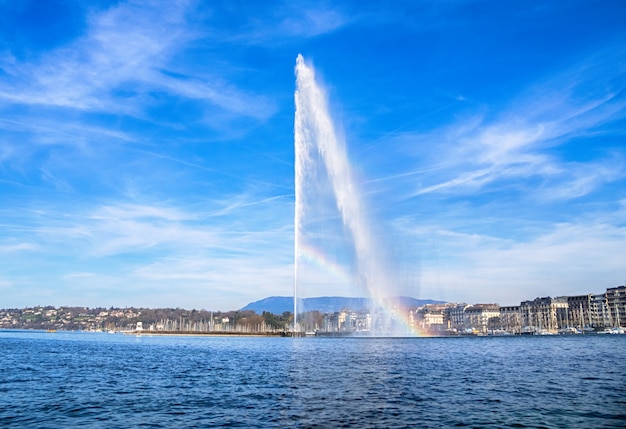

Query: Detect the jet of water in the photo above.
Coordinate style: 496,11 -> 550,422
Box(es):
294,54 -> 406,334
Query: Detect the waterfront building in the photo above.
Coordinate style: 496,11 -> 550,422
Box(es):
463,304 -> 500,334
355,311 -> 371,331
444,304 -> 470,331
499,305 -> 521,334
323,312 -> 340,331
520,297 -> 568,333
344,311 -> 358,331
414,306 -> 444,333
567,294 -> 594,328
591,293 -> 611,328
606,285 -> 626,327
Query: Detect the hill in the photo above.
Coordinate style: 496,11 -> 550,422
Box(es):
240,296 -> 446,314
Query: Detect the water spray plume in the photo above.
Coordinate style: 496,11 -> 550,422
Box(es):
294,54 -> 420,336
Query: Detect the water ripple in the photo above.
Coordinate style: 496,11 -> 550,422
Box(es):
0,333 -> 625,428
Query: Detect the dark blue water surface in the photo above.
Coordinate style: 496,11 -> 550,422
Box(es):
1,331 -> 624,428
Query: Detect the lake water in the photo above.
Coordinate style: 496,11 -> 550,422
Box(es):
1,331 -> 624,428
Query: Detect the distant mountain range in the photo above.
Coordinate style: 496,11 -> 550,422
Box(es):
240,296 -> 446,314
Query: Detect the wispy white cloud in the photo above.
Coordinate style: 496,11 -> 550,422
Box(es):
91,204 -> 194,222
413,218 -> 626,304
380,49 -> 626,202
62,272 -> 96,280
0,243 -> 40,253
535,156 -> 624,200
209,194 -> 292,217
133,254 -> 292,289
34,204 -> 216,257
274,8 -> 348,38
410,114 -> 624,201
17,195 -> 292,260
0,196 -> 295,308
0,1 -> 275,120
1,2 -> 183,110
228,4 -> 352,45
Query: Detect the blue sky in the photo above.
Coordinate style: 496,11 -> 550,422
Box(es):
1,0 -> 625,310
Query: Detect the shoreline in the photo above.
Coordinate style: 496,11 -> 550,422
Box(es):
130,330 -> 289,337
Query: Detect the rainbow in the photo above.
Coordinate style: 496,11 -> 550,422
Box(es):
298,244 -> 430,337
298,243 -> 353,284
368,297 -> 432,337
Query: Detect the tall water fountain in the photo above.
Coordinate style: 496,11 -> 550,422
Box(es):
294,55 -> 415,335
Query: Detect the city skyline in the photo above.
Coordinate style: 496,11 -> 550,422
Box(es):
1,1 -> 625,311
